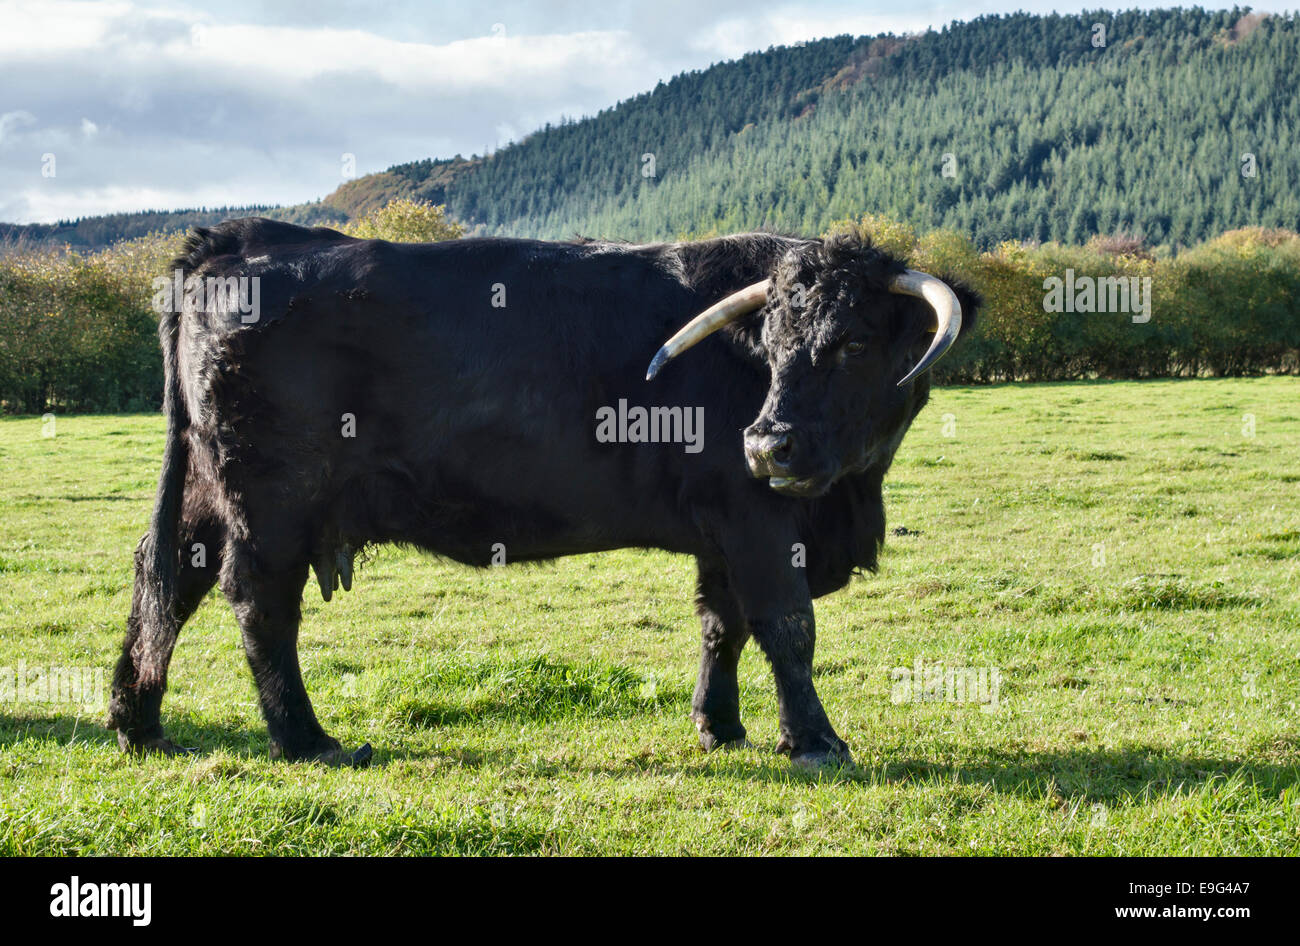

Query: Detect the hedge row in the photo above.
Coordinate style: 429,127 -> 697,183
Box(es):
859,219 -> 1300,384
0,234 -> 173,413
2,209 -> 1297,413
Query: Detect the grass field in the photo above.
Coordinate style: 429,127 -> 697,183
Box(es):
1,377 -> 1297,855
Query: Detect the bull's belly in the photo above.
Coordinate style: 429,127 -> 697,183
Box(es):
398,511 -> 697,567
337,464 -> 701,568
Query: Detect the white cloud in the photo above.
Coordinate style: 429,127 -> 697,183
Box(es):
182,26 -> 642,90
0,110 -> 37,145
1,184 -> 214,222
0,0 -> 147,56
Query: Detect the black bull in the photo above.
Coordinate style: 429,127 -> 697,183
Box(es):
108,218 -> 978,768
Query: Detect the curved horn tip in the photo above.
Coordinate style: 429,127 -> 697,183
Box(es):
645,348 -> 670,381
896,366 -> 924,388
645,279 -> 771,380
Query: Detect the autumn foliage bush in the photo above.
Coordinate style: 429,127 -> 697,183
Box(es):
843,216 -> 1300,384
0,204 -> 1296,413
0,232 -> 180,413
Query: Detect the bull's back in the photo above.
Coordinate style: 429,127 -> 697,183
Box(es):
175,220 -> 725,559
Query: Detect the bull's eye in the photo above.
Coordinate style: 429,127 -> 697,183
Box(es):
843,341 -> 866,357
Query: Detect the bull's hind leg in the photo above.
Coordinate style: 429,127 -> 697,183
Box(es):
109,514 -> 224,754
220,539 -> 370,766
691,560 -> 751,751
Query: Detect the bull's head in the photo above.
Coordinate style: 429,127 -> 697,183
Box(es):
646,231 -> 977,498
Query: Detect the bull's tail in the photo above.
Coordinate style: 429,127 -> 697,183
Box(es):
108,250 -> 194,738
134,300 -> 189,685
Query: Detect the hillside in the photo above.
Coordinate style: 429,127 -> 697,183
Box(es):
0,202 -> 346,250
4,8 -> 1297,250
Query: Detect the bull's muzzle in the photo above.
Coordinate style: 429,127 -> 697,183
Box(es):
743,425 -> 828,496
743,429 -> 794,478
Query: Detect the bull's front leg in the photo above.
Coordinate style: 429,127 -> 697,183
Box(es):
749,607 -> 850,767
692,560 -> 751,750
722,532 -> 851,769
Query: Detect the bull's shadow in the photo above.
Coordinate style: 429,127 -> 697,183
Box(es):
568,740 -> 1300,804
3,714 -> 1295,808
878,748 -> 1298,804
700,743 -> 1300,804
0,714 -> 517,770
0,712 -> 266,758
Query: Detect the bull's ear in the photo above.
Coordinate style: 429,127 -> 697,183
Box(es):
719,304 -> 769,361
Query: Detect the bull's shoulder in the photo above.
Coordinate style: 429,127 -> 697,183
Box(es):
165,219 -> 378,347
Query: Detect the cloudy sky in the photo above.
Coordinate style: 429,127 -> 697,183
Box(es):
0,0 -> 1280,223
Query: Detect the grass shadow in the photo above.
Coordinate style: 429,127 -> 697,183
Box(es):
565,739 -> 1299,805
0,713 -> 122,750
0,713 -> 308,764
4,714 -> 1297,805
874,746 -> 1300,804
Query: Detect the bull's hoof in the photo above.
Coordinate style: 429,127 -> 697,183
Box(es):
699,732 -> 753,752
697,725 -> 751,753
694,714 -> 749,753
115,730 -> 197,757
332,743 -> 373,768
776,734 -> 854,770
271,739 -> 373,767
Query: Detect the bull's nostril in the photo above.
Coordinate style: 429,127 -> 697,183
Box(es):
744,428 -> 796,475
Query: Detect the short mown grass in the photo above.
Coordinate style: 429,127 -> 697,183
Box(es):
1,377 -> 1297,854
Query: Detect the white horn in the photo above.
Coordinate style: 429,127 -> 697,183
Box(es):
645,280 -> 770,380
889,270 -> 962,387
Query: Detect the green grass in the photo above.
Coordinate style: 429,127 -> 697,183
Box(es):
1,377 -> 1297,855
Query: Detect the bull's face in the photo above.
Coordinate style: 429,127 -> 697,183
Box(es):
743,250 -> 924,497
646,229 -> 975,499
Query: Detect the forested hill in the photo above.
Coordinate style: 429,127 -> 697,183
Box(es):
416,7 -> 1299,248
6,8 -> 1298,250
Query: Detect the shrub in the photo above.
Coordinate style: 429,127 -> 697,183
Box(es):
0,233 -> 179,413
339,198 -> 465,243
828,216 -> 1300,384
